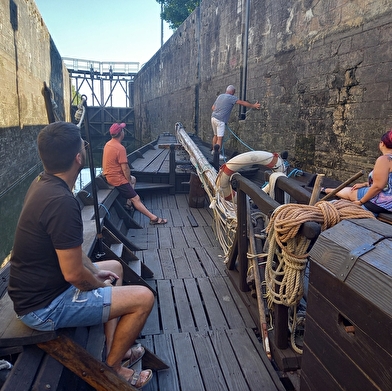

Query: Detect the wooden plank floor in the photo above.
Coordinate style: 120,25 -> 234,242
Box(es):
125,192 -> 286,391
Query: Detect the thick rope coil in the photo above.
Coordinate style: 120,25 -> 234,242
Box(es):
265,200 -> 375,307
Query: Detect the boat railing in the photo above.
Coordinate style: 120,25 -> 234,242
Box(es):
227,172 -> 321,350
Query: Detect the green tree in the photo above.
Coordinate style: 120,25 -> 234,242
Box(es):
156,0 -> 200,29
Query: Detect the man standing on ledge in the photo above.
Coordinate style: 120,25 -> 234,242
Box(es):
211,85 -> 261,156
102,122 -> 167,225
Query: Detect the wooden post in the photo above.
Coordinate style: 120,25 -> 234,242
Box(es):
248,208 -> 271,359
309,174 -> 325,206
237,186 -> 250,292
169,144 -> 176,195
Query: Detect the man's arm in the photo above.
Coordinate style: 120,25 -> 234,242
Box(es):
236,99 -> 261,110
121,163 -> 133,183
56,246 -> 117,291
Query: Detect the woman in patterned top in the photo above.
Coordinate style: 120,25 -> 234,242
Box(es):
323,129 -> 392,214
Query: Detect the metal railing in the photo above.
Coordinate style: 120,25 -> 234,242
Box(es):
63,57 -> 139,75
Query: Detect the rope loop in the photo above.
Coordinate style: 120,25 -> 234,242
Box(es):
265,200 -> 375,307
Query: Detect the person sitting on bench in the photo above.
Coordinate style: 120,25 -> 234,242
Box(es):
323,128 -> 392,215
102,122 -> 167,225
8,121 -> 154,389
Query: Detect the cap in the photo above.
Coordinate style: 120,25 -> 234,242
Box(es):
109,122 -> 126,135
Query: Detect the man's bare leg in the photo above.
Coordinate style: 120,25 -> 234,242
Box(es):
106,285 -> 154,382
216,136 -> 223,152
96,260 -> 123,354
128,195 -> 157,221
212,135 -> 218,150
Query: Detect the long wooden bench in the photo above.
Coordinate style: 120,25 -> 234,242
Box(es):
0,292 -> 140,391
377,212 -> 392,225
0,262 -> 168,390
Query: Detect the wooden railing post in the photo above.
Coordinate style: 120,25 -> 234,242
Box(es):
169,144 -> 176,195
237,185 -> 249,292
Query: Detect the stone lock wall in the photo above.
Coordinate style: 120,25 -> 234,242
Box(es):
134,0 -> 392,182
0,0 -> 70,195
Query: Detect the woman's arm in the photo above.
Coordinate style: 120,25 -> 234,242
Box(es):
358,155 -> 390,203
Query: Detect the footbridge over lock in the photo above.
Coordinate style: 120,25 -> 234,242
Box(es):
63,58 -> 139,139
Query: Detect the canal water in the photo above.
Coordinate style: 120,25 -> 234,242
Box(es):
0,136 -> 140,266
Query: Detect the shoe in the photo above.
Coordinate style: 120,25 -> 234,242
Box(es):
150,217 -> 168,225
126,369 -> 153,389
211,150 -> 214,155
124,204 -> 134,213
219,154 -> 225,160
105,363 -> 152,389
122,344 -> 145,368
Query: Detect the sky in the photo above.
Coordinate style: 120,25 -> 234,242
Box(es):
34,0 -> 173,67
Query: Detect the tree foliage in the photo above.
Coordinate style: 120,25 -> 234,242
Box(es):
156,0 -> 200,30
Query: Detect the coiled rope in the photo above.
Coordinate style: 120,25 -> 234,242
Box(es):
265,199 -> 375,307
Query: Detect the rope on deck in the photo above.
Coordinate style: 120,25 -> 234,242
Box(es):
265,199 -> 375,308
264,199 -> 375,353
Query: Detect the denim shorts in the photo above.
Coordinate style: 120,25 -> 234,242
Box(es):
18,285 -> 112,331
357,186 -> 368,200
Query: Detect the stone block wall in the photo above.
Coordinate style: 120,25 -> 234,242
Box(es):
134,0 -> 392,182
0,0 -> 70,194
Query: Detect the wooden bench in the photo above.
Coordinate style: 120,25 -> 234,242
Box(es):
0,292 -> 141,391
377,212 -> 392,225
0,267 -> 168,391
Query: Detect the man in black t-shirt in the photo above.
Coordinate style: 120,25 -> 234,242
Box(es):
8,122 -> 153,389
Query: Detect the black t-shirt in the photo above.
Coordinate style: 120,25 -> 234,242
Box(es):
8,172 -> 83,315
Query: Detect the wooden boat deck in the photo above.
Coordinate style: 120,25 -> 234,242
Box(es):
123,192 -> 285,391
74,132 -> 291,389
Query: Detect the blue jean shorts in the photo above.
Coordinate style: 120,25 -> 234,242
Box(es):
18,285 -> 112,331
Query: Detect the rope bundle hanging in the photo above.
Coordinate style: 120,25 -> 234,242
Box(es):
265,199 -> 375,307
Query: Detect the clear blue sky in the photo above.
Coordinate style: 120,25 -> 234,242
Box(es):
34,0 -> 173,66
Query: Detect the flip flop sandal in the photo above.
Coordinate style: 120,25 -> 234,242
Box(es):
149,217 -> 167,225
122,344 -> 145,368
127,369 -> 153,389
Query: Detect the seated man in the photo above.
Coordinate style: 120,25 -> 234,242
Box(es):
8,121 -> 154,388
102,122 -> 167,225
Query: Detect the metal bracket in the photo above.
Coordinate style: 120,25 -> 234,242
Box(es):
337,243 -> 375,282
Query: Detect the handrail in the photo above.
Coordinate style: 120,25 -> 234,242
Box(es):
229,172 -> 321,350
229,172 -> 321,291
63,57 -> 140,75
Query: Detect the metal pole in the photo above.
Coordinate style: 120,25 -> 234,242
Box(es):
240,0 -> 250,120
82,96 -> 105,259
161,3 -> 164,47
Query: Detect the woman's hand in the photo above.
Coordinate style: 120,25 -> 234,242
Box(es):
351,182 -> 368,191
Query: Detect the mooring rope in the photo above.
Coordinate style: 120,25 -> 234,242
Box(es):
265,199 -> 375,307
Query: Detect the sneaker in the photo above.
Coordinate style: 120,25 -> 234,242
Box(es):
211,150 -> 214,155
219,154 -> 225,160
